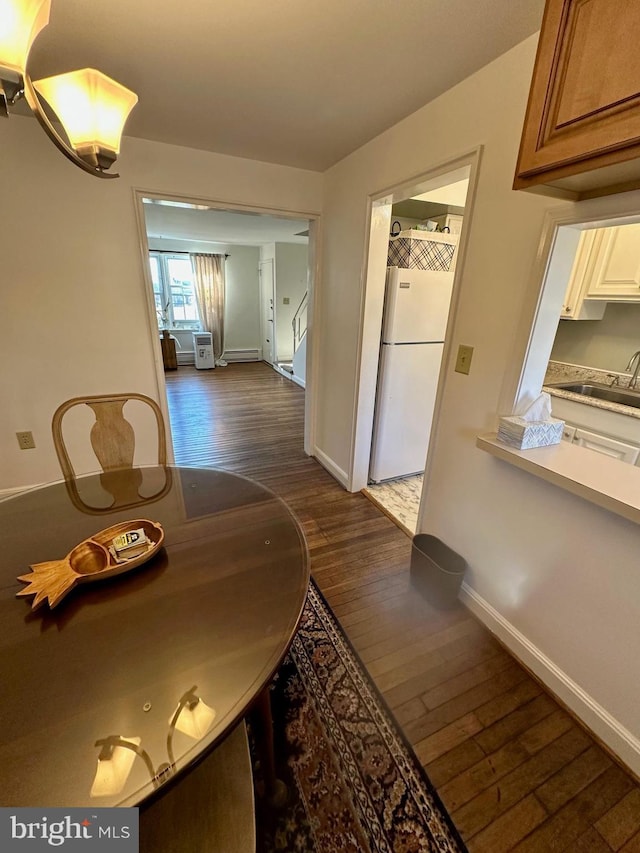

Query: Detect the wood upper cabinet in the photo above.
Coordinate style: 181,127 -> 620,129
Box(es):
514,0 -> 640,197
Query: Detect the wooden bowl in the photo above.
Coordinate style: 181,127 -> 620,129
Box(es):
17,519 -> 164,610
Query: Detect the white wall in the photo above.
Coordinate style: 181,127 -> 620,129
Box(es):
0,118 -> 321,490
223,245 -> 261,355
274,243 -> 308,362
148,237 -> 261,359
552,302 -> 640,372
318,35 -> 640,771
258,243 -> 308,362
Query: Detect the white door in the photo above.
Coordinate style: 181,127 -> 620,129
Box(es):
259,259 -> 275,364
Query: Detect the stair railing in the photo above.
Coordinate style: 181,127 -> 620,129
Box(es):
292,291 -> 308,354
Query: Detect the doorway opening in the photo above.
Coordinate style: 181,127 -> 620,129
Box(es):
133,192 -> 318,460
540,220 -> 640,464
351,151 -> 481,535
506,197 -> 640,508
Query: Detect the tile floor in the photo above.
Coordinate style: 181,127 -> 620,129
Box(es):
362,473 -> 423,536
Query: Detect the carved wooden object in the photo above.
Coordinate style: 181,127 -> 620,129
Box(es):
16,519 -> 164,610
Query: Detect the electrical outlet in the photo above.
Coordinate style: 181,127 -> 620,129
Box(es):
283,297 -> 290,305
455,344 -> 474,375
16,431 -> 36,450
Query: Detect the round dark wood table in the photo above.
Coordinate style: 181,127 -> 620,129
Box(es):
0,465 -> 309,815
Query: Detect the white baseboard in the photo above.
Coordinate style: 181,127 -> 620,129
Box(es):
313,447 -> 349,489
271,362 -> 305,388
224,349 -> 260,363
271,363 -> 292,379
460,582 -> 640,777
0,483 -> 43,500
176,348 -> 260,366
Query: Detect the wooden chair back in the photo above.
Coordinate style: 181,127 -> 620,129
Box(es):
52,393 -> 170,514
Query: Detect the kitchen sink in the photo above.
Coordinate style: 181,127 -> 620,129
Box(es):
547,382 -> 640,409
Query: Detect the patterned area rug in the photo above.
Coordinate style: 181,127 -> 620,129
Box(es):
253,580 -> 467,852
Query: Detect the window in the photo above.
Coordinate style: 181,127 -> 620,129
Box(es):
149,252 -> 200,330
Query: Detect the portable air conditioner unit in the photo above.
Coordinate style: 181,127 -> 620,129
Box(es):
193,332 -> 215,369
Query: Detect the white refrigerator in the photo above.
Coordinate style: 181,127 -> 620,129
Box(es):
369,266 -> 453,483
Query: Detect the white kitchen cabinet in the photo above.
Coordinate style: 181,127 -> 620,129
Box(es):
548,398 -> 640,465
431,214 -> 463,236
560,418 -> 640,462
560,230 -> 606,320
584,224 -> 640,301
573,428 -> 640,464
549,395 -> 640,445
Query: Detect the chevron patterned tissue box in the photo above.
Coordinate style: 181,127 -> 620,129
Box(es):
497,416 -> 565,450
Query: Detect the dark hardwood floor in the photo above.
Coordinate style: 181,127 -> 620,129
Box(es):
165,363 -> 640,852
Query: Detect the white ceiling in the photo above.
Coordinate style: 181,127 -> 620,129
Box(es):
414,180 -> 469,208
143,201 -> 309,246
27,0 -> 545,172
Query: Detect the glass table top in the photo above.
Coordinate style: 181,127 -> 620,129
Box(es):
0,466 -> 309,808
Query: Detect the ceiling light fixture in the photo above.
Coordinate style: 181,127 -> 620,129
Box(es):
0,0 -> 138,178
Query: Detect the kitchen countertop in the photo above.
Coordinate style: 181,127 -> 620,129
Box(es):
543,361 -> 640,421
476,363 -> 640,531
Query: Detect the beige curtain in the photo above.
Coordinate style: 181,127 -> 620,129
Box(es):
191,253 -> 226,365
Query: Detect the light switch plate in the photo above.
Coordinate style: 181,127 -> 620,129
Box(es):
455,344 -> 474,375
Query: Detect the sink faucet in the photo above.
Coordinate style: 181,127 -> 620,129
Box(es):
625,350 -> 640,389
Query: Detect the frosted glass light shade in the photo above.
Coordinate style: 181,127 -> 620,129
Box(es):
171,697 -> 216,739
90,736 -> 141,798
33,68 -> 138,156
0,0 -> 50,75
